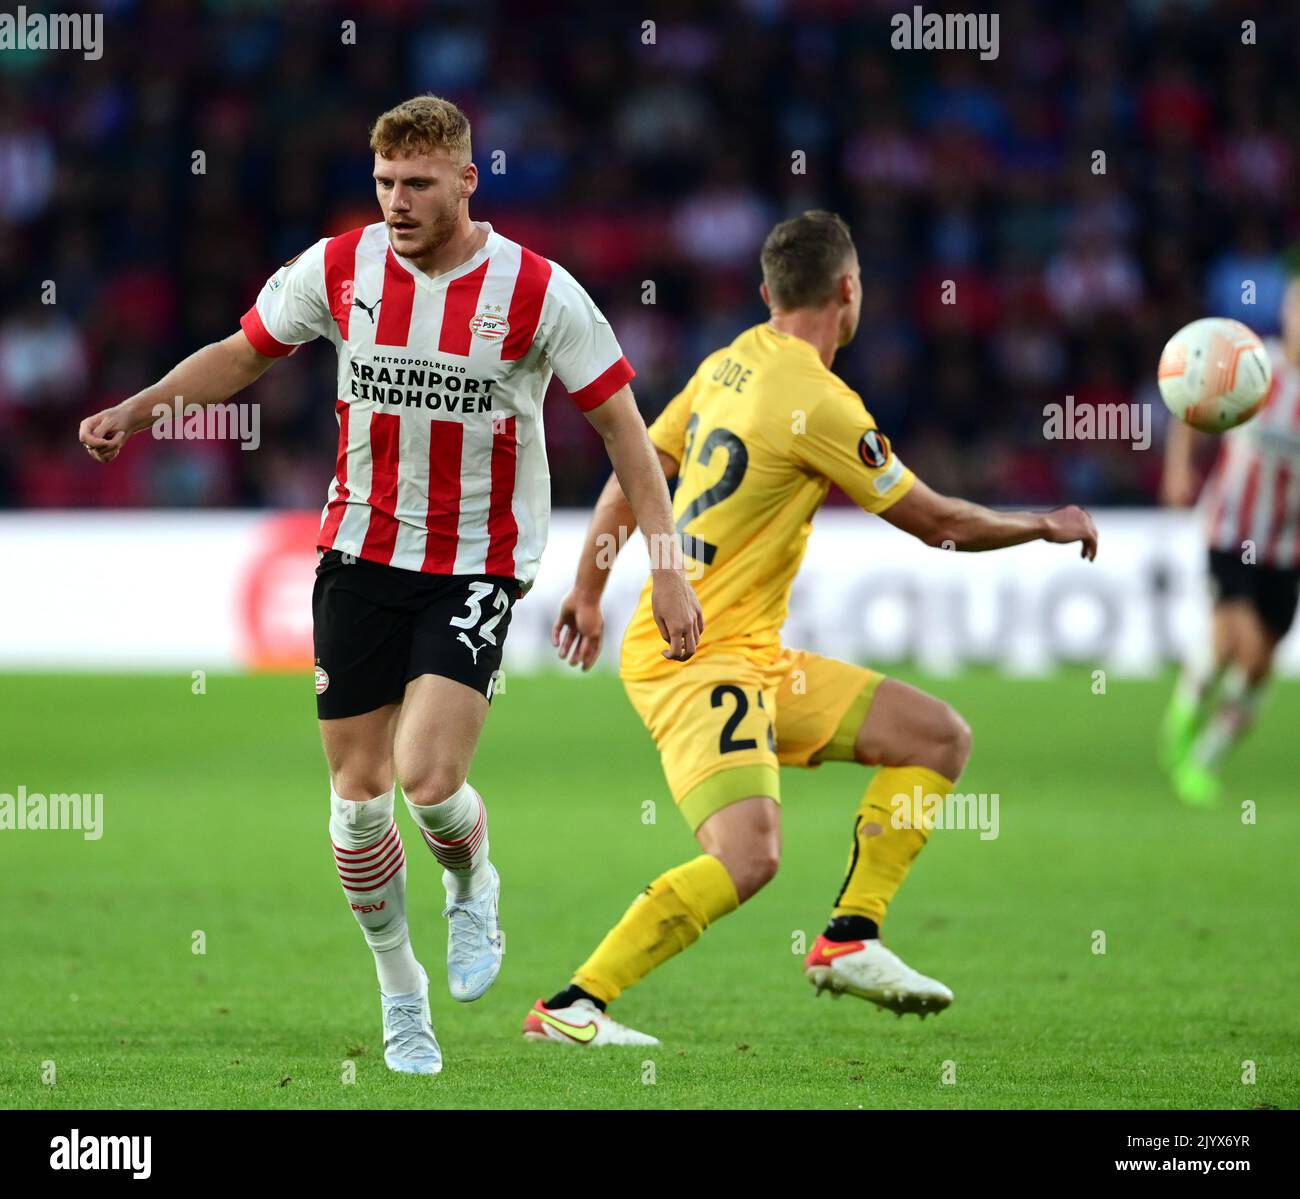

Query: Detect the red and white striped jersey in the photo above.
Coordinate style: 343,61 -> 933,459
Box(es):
240,221 -> 634,587
1201,338 -> 1300,568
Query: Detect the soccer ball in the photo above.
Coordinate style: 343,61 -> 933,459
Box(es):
1157,317 -> 1272,433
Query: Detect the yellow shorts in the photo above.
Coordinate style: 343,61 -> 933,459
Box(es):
622,648 -> 885,833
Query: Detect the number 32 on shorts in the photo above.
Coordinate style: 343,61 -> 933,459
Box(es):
711,684 -> 776,754
449,581 -> 510,645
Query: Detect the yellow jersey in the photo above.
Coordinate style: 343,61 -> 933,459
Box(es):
620,322 -> 916,679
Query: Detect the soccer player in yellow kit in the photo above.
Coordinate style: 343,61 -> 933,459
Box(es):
523,212 -> 1098,1046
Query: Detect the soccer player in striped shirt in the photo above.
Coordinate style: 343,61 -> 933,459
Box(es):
1161,274 -> 1300,806
78,95 -> 702,1074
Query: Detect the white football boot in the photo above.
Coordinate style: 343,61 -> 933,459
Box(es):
443,863 -> 503,1002
381,965 -> 443,1074
805,934 -> 953,1018
522,998 -> 660,1046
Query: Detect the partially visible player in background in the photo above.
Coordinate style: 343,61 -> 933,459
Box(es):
523,211 -> 1098,1046
1160,273 -> 1300,806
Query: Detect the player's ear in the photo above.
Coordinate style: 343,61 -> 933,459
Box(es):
759,280 -> 771,309
459,160 -> 478,201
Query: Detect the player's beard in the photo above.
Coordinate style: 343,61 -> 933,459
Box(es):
389,187 -> 463,263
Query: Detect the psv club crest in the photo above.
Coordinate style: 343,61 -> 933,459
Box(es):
470,304 -> 510,342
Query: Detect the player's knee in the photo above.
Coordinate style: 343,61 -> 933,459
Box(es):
401,767 -> 466,808
931,704 -> 972,780
1238,643 -> 1274,685
331,765 -> 395,802
696,796 -> 781,902
720,841 -> 780,903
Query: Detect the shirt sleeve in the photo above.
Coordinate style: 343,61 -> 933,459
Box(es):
792,381 -> 915,514
646,375 -> 699,463
540,262 -> 635,411
240,238 -> 332,357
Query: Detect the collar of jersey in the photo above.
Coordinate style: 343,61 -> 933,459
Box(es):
757,321 -> 822,363
385,220 -> 500,291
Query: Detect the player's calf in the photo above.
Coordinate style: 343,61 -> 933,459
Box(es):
392,674 -> 503,1000
806,679 -> 966,1018
328,785 -> 424,997
328,785 -> 445,1068
404,780 -> 503,1001
527,846 -> 743,1040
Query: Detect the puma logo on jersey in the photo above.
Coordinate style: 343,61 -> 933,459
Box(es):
353,296 -> 382,324
457,632 -> 485,663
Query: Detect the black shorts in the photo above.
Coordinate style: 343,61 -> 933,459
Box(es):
1208,548 -> 1300,640
312,550 -> 518,719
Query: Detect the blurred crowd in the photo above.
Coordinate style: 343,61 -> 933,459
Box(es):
1,0 -> 1298,511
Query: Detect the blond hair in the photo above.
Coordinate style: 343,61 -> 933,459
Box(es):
369,95 -> 471,163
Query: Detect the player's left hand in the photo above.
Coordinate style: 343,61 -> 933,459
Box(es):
1043,505 -> 1099,561
79,404 -> 134,463
652,570 -> 704,661
552,587 -> 605,671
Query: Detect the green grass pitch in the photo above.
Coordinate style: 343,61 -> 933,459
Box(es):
1,667 -> 1296,1110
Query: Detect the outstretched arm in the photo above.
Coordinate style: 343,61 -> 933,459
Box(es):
555,385 -> 701,669
1160,418 -> 1200,507
880,477 -> 1098,559
79,329 -> 276,463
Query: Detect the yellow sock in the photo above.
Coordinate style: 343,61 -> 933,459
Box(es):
831,765 -> 953,925
573,854 -> 739,1004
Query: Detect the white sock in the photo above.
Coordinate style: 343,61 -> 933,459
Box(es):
1191,666 -> 1265,769
329,786 -> 422,997
404,781 -> 492,901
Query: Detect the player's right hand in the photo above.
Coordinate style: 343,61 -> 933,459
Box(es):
79,404 -> 134,463
652,569 -> 704,661
1043,505 -> 1099,561
552,587 -> 605,671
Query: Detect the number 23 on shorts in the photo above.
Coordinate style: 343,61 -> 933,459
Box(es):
711,684 -> 776,754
